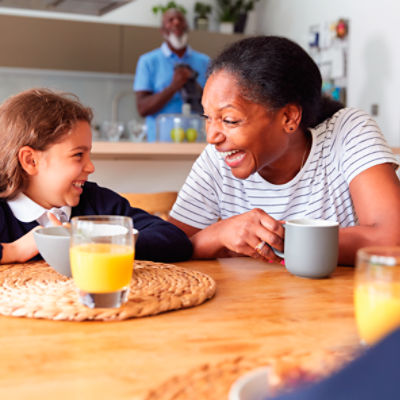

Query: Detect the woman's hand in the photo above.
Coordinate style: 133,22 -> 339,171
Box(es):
211,209 -> 285,261
170,209 -> 285,262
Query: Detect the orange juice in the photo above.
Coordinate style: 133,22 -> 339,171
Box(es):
354,282 -> 400,345
70,243 -> 134,293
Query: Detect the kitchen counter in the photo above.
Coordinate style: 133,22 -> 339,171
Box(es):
91,141 -> 207,160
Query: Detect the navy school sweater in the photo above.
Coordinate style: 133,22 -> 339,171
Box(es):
0,182 -> 193,263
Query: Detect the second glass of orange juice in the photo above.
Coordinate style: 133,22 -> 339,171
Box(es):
70,215 -> 134,308
354,247 -> 400,346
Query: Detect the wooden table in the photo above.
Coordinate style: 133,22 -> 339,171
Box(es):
0,258 -> 359,400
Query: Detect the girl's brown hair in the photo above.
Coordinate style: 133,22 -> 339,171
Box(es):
0,88 -> 93,200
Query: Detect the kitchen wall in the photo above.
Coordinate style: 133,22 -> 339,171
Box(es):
0,0 -> 259,33
0,67 -> 138,135
0,1 -> 213,194
0,0 -> 398,194
0,1 -> 261,194
257,0 -> 400,147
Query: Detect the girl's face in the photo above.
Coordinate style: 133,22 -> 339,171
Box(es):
25,120 -> 95,209
202,70 -> 290,180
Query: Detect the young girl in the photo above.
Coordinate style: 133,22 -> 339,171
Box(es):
0,88 -> 192,264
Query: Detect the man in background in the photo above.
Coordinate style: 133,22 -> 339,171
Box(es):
133,8 -> 210,141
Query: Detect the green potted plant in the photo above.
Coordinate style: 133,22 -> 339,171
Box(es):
194,2 -> 212,31
216,0 -> 260,33
152,1 -> 187,16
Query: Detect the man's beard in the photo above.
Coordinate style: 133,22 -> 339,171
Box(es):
165,32 -> 188,50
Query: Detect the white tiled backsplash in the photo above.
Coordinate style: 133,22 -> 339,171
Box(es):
0,67 -> 141,140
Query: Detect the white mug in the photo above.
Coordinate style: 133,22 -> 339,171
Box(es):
274,218 -> 339,279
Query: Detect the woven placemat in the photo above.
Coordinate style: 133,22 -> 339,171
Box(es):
145,346 -> 359,400
0,260 -> 216,321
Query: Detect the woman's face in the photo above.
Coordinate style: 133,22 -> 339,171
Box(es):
202,70 -> 289,180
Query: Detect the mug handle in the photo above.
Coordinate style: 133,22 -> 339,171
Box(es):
266,242 -> 284,258
265,222 -> 285,258
265,223 -> 286,258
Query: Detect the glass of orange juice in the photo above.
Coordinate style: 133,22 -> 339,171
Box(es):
354,247 -> 400,346
70,215 -> 134,308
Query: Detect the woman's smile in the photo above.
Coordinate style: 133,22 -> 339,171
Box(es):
219,149 -> 246,168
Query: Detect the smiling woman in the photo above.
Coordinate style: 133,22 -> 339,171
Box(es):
168,36 -> 400,266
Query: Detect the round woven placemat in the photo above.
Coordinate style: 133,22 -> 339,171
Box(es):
0,260 -> 216,321
145,346 -> 359,400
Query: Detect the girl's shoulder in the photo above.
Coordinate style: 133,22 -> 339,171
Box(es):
75,182 -> 127,215
0,198 -> 13,218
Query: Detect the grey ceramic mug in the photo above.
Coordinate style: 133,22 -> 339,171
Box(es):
274,218 -> 339,279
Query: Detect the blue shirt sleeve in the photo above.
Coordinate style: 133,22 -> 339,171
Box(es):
193,53 -> 210,88
133,55 -> 153,92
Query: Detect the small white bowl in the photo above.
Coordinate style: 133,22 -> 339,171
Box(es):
229,367 -> 270,400
34,226 -> 71,277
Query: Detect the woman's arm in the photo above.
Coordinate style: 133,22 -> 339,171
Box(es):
169,209 -> 285,262
339,163 -> 400,265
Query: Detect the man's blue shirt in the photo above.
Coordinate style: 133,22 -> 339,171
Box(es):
133,43 -> 210,141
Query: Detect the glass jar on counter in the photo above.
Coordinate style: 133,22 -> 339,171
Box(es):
156,109 -> 205,143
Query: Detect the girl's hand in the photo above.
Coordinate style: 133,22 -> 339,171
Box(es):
1,227 -> 41,263
47,212 -> 71,229
47,212 -> 62,226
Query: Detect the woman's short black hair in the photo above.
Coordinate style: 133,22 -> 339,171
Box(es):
208,36 -> 343,129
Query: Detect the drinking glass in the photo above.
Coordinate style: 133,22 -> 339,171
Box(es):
354,246 -> 400,345
127,119 -> 147,142
70,216 -> 134,308
102,120 -> 124,142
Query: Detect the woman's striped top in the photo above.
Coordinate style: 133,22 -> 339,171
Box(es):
170,108 -> 398,229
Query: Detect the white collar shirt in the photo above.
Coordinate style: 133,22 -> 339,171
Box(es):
7,193 -> 71,227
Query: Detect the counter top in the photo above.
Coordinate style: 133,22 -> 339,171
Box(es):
91,141 -> 207,160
